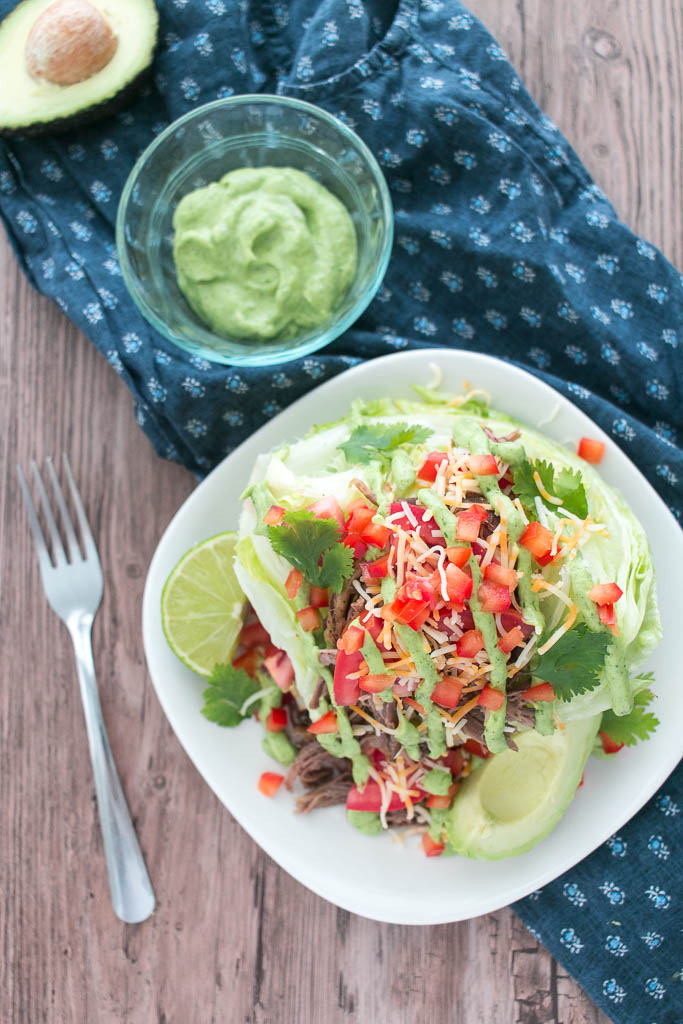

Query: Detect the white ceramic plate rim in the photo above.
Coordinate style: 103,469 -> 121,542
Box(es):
142,349 -> 683,925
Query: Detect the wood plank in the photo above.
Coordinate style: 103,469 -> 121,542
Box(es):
2,1 -> 680,1022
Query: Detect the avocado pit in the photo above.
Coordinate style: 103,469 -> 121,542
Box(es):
25,0 -> 117,86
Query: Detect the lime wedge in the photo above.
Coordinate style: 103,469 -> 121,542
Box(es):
161,532 -> 245,677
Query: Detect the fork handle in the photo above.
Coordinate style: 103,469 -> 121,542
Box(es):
69,615 -> 155,924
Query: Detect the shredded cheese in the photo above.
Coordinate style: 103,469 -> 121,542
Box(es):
514,633 -> 538,668
449,694 -> 483,725
534,495 -> 550,528
537,603 -> 577,655
531,578 -> 578,655
396,529 -> 407,586
533,471 -> 563,505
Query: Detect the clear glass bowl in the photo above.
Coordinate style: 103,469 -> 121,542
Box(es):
116,95 -> 394,367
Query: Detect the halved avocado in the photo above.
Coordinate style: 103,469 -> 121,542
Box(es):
446,715 -> 601,860
0,0 -> 158,136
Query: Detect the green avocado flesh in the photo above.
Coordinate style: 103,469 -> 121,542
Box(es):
447,715 -> 601,860
0,0 -> 158,135
173,167 -> 357,341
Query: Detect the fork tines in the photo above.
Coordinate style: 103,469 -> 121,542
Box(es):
17,455 -> 96,568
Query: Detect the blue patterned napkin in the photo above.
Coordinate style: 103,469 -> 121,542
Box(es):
1,2 -> 680,1019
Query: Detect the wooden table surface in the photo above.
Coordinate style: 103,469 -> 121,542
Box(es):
2,3 -> 681,1022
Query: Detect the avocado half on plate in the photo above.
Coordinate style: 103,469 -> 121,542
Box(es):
447,715 -> 601,860
0,0 -> 158,135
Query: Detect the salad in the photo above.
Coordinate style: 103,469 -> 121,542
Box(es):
176,388 -> 662,859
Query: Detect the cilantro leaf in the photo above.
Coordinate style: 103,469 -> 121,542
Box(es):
534,459 -> 556,498
511,460 -> 538,510
319,543 -> 355,591
601,688 -> 659,747
534,624 -> 611,701
268,509 -> 354,594
339,422 -> 432,464
554,467 -> 588,519
512,458 -> 587,520
201,664 -> 260,726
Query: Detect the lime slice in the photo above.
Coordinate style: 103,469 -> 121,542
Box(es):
161,532 -> 245,677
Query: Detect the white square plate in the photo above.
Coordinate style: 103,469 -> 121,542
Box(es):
142,349 -> 682,924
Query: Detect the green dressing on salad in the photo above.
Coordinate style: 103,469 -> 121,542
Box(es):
467,557 -> 510,754
216,388 -> 661,858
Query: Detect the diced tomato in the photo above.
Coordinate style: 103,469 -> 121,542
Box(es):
443,563 -> 473,605
421,832 -> 445,857
464,738 -> 490,759
258,772 -> 284,797
431,677 -> 463,709
588,582 -> 623,605
263,650 -> 295,692
456,504 -> 489,542
534,551 -> 557,568
456,629 -> 485,658
519,521 -> 554,561
263,504 -> 285,526
383,576 -> 436,631
523,682 -> 555,702
477,579 -> 511,614
233,649 -> 260,678
309,495 -> 345,532
363,615 -> 384,641
468,454 -> 499,476
308,585 -> 330,608
382,595 -> 432,631
347,781 -> 425,813
360,553 -> 390,581
307,710 -> 338,734
285,568 -> 302,599
346,504 -> 375,536
333,648 -> 364,705
417,451 -> 449,482
478,685 -> 504,711
597,603 -> 618,634
445,545 -> 471,568
402,576 -> 437,606
484,562 -> 519,588
427,783 -> 458,809
296,606 -> 320,632
498,625 -> 525,654
239,621 -> 270,649
403,696 -> 426,715
266,707 -> 288,732
360,521 -> 390,548
338,625 -> 365,654
388,502 -> 445,546
342,534 -> 368,559
599,730 -> 624,755
359,674 -> 394,694
578,437 -> 606,464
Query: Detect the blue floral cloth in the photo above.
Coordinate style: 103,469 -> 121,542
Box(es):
0,1 -> 680,1019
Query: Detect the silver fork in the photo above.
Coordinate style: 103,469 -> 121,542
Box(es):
17,455 -> 155,924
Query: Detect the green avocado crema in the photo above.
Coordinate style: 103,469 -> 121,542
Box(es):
450,419 -> 547,753
172,166 -> 357,341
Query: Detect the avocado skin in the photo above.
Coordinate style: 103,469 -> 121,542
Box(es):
0,0 -> 159,137
0,62 -> 155,137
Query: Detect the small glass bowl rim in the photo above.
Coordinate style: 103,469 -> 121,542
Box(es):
115,93 -> 394,367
